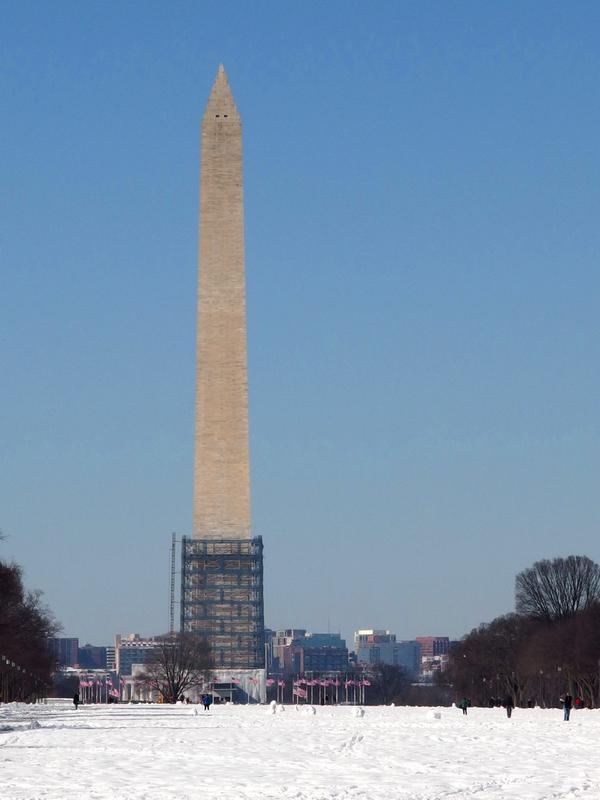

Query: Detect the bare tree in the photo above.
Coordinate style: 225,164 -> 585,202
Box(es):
447,614 -> 535,706
0,561 -> 59,698
515,556 -> 600,622
137,633 -> 213,703
367,664 -> 410,705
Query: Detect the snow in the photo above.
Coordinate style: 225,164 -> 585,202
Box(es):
1,701 -> 600,799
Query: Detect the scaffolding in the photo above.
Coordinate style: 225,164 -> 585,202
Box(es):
180,536 -> 265,670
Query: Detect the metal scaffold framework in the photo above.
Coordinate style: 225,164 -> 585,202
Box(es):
180,536 -> 265,670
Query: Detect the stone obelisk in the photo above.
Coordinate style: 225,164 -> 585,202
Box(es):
193,64 -> 251,540
182,66 -> 264,681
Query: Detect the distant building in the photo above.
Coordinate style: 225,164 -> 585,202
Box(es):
78,644 -> 110,669
269,630 -> 348,674
415,636 -> 450,659
354,630 -> 421,676
105,646 -> 116,671
263,628 -> 275,670
415,636 -> 450,679
115,634 -> 159,676
271,629 -> 306,673
299,633 -> 348,673
354,629 -> 395,660
48,637 -> 78,667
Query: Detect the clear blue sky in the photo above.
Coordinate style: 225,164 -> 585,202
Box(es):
2,1 -> 600,647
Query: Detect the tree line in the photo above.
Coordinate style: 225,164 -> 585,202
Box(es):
446,555 -> 600,708
0,533 -> 58,700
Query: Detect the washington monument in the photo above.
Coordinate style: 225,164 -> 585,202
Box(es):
181,66 -> 264,676
193,64 -> 250,541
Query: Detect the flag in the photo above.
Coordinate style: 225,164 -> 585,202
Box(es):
266,679 -> 275,687
363,679 -> 371,686
293,686 -> 308,699
278,680 -> 285,687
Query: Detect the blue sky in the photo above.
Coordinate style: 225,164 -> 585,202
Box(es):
2,1 -> 600,647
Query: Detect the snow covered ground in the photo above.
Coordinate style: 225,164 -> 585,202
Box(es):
1,700 -> 599,799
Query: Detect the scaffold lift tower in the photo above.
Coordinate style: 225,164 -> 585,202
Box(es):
180,536 -> 265,670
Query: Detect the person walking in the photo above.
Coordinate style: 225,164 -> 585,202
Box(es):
561,693 -> 573,721
458,697 -> 470,715
503,694 -> 514,718
73,691 -> 80,710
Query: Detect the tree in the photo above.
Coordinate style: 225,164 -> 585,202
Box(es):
367,664 -> 410,705
137,633 -> 213,703
447,614 -> 535,706
518,602 -> 600,707
0,560 -> 59,698
515,556 -> 600,622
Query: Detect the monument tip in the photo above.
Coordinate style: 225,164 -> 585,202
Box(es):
204,63 -> 238,118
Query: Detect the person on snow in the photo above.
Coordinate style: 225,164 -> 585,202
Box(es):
458,698 -> 470,715
503,694 -> 514,718
73,691 -> 80,710
201,693 -> 212,712
561,693 -> 573,721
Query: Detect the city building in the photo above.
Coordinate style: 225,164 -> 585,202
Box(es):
105,646 -> 116,671
354,630 -> 421,676
415,636 -> 450,659
115,634 -> 159,677
78,644 -> 111,669
47,637 -> 78,667
269,630 -> 348,674
271,629 -> 307,673
415,636 -> 451,679
299,633 -> 348,673
180,66 -> 264,692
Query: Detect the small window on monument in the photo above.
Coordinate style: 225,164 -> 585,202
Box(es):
215,114 -> 220,118
224,114 -> 228,118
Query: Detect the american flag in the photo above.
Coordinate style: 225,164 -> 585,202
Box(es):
293,686 -> 308,699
